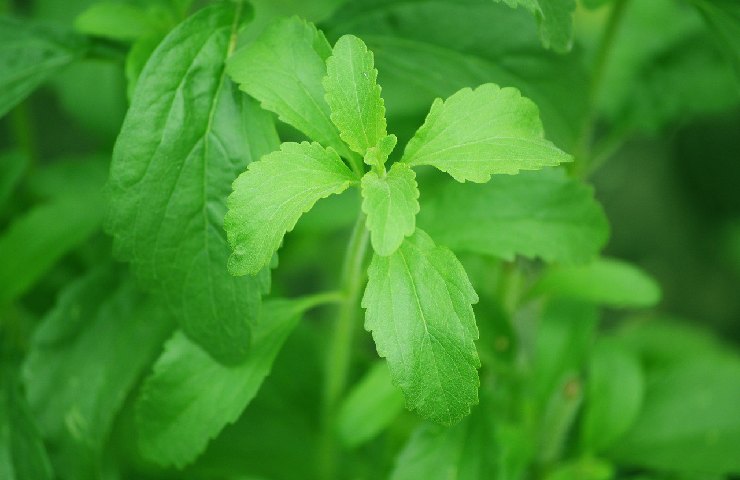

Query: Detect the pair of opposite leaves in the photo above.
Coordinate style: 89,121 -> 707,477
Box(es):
224,18 -> 571,425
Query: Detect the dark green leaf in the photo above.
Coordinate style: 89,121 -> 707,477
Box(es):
692,0 -> 740,81
419,168 -> 608,263
0,151 -> 27,208
493,0 -> 576,53
106,2 -> 276,364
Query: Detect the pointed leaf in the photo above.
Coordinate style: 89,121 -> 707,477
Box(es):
105,3 -> 275,364
226,17 -> 350,157
418,168 -> 608,263
136,298 -> 309,468
362,229 -> 480,425
324,34 -> 388,157
225,141 -> 356,276
402,84 -> 572,183
361,163 -> 419,256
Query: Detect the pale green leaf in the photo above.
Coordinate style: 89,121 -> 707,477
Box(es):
533,258 -> 661,308
361,162 -> 419,256
226,17 -> 350,157
419,168 -> 608,263
580,340 -> 644,453
0,16 -> 84,118
362,229 -> 480,425
364,133 -> 397,168
337,362 -> 405,448
493,0 -> 575,52
136,298 -> 309,468
402,84 -> 572,183
324,34 -> 387,156
74,2 -> 154,41
106,3 -> 277,364
0,194 -> 104,307
22,267 -> 173,479
544,458 -> 614,480
225,141 -> 356,276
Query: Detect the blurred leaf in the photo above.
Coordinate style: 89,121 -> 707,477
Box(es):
532,257 -> 661,308
326,0 -> 589,150
419,168 -> 608,263
598,0 -> 740,133
26,155 -> 107,200
336,362 -> 405,448
136,298 -> 312,468
124,33 -> 163,99
74,2 -> 153,41
609,356 -> 740,475
106,3 -> 276,364
0,151 -> 27,208
493,0 -> 576,53
1,371 -> 54,480
544,457 -> 613,480
0,16 -> 85,118
363,229 -> 480,426
0,193 -> 104,307
22,267 -> 174,479
692,0 -> 740,81
580,340 -> 644,453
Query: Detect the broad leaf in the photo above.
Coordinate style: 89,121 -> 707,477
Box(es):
493,0 -> 575,53
22,267 -> 173,479
580,340 -> 644,454
324,34 -> 388,157
402,84 -> 572,182
361,162 -> 420,256
337,362 -> 405,448
136,299 -> 310,467
74,3 -> 153,42
227,17 -> 350,157
419,168 -> 608,263
225,141 -> 356,276
0,16 -> 84,118
0,194 -> 103,307
105,3 -> 276,364
533,258 -> 661,308
362,229 -> 480,425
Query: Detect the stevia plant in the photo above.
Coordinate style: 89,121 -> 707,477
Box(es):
2,0 -> 740,480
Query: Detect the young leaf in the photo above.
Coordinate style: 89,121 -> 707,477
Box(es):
419,168 -> 608,264
362,229 -> 480,425
227,17 -> 350,157
337,362 -> 405,448
361,162 -> 420,256
106,3 -> 275,364
225,141 -> 356,276
532,258 -> 662,308
0,17 -> 84,118
136,299 -> 309,468
493,0 -> 575,53
324,34 -> 388,157
402,84 -> 572,183
22,267 -> 173,479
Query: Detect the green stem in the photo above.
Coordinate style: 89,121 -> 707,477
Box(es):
319,210 -> 370,480
572,0 -> 630,177
297,290 -> 345,311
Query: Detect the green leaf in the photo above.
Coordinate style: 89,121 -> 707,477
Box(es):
226,17 -> 349,157
580,340 -> 644,453
402,84 -> 572,183
336,362 -> 405,448
2,372 -> 54,480
419,168 -> 608,263
544,458 -> 614,480
364,133 -> 397,168
105,3 -> 276,364
323,34 -> 388,157
494,0 -> 575,53
0,194 -> 104,307
609,355 -> 740,475
74,2 -> 154,42
0,16 -> 84,118
225,141 -> 356,276
22,267 -> 174,479
692,0 -> 740,82
361,162 -> 420,256
0,151 -> 27,209
136,298 -> 310,468
533,258 -> 662,308
362,229 -> 480,425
